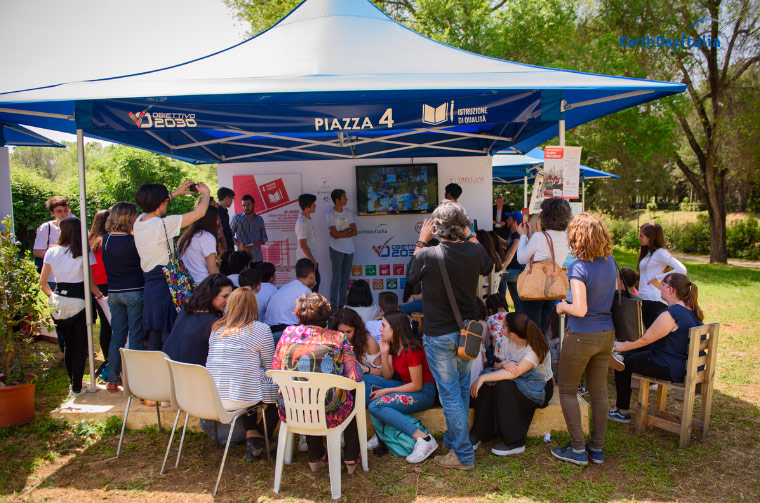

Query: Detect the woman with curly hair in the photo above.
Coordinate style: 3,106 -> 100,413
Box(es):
551,213 -> 617,466
516,197 -> 572,330
271,293 -> 364,474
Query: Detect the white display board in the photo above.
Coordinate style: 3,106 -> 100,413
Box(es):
219,156 -> 492,301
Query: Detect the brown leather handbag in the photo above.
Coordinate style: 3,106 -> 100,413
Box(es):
435,246 -> 483,360
516,232 -> 569,301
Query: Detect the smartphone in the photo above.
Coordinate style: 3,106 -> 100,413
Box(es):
188,183 -> 198,193
370,385 -> 382,394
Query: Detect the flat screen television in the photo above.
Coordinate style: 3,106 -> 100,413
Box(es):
356,164 -> 438,216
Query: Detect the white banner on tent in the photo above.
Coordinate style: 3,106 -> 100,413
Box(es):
231,173 -> 302,287
543,146 -> 582,199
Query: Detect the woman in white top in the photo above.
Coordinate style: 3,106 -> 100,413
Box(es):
206,287 -> 279,462
470,312 -> 553,456
39,216 -> 103,395
330,308 -> 381,372
516,197 -> 572,331
345,279 -> 380,324
636,222 -> 687,328
177,205 -> 220,284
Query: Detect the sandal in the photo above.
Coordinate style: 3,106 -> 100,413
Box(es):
344,458 -> 360,475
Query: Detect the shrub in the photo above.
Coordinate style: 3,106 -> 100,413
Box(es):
726,217 -> 760,261
603,216 -> 634,245
10,169 -> 57,250
620,229 -> 641,250
676,215 -> 710,255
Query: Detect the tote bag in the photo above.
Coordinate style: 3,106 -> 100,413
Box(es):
161,221 -> 195,312
516,232 -> 569,301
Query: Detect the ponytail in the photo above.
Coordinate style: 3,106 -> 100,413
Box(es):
504,312 -> 549,363
664,273 -> 704,321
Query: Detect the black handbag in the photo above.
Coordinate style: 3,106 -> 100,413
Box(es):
435,246 -> 483,360
611,259 -> 644,342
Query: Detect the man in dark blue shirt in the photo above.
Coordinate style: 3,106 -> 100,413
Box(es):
217,187 -> 235,252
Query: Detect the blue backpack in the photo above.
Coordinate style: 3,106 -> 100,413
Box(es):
370,414 -> 428,458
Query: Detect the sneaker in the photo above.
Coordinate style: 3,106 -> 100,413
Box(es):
433,450 -> 475,471
577,384 -> 589,396
550,443 -> 588,466
367,434 -> 380,450
298,434 -> 308,452
406,436 -> 438,464
490,443 -> 525,456
469,432 -> 481,451
608,408 -> 631,423
609,354 -> 625,371
585,443 -> 604,464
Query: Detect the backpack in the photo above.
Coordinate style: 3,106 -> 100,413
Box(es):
370,413 -> 428,458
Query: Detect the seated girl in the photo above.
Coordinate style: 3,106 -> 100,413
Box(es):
330,308 -> 381,372
364,310 -> 438,464
469,312 -> 553,456
206,287 -> 279,461
608,273 -> 703,423
163,274 -> 234,365
620,267 -> 640,296
345,279 -> 380,323
271,293 -> 364,474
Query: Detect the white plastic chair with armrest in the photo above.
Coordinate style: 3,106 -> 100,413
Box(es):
266,370 -> 368,501
163,358 -> 269,496
115,349 -> 172,458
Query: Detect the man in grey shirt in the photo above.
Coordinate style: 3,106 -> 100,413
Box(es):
230,194 -> 268,264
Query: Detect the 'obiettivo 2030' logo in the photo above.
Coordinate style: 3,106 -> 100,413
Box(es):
129,106 -> 198,129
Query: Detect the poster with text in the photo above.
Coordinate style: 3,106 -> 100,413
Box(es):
543,146 -> 581,199
232,174 -> 302,286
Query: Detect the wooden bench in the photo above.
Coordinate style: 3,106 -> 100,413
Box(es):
633,323 -> 719,448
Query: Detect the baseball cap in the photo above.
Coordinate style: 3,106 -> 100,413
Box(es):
506,211 -> 522,224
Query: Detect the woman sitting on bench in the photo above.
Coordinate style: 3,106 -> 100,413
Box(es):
608,273 -> 704,423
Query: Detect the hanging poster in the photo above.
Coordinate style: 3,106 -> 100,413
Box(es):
232,173 -> 302,286
543,146 -> 582,199
529,173 -> 544,215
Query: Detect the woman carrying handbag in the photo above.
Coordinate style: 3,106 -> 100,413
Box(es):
516,198 -> 572,331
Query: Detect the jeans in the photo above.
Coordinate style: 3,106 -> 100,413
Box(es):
558,328 -> 615,450
400,300 -> 423,314
614,349 -> 671,410
368,381 -> 437,437
328,248 -> 353,309
94,284 -> 111,358
108,290 -> 145,382
520,299 -> 556,332
498,269 -> 523,312
423,331 -> 474,465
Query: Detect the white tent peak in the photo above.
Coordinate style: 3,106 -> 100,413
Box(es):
277,0 -> 395,27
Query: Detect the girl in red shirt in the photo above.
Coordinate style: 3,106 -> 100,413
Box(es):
363,310 -> 438,464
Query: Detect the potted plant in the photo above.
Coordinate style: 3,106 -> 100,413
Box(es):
0,216 -> 53,426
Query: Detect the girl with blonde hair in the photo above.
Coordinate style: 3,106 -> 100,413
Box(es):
206,287 -> 279,461
552,213 -> 617,466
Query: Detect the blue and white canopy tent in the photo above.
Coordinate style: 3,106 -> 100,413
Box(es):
492,147 -> 619,207
0,0 -> 683,390
0,122 -> 64,148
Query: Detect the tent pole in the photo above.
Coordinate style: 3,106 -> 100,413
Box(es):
559,119 -> 566,147
582,179 -> 586,211
77,129 -> 97,393
523,176 -> 528,208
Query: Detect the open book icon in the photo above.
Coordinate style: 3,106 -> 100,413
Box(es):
422,102 -> 450,125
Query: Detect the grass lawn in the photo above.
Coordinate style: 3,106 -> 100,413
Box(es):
2,248 -> 759,502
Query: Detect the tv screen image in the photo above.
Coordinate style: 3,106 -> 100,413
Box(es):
356,164 -> 438,215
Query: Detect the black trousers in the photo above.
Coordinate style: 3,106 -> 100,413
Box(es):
55,310 -> 88,392
614,349 -> 671,410
93,283 -> 112,359
241,404 -> 280,438
306,416 -> 360,462
471,378 -> 554,449
641,300 -> 666,329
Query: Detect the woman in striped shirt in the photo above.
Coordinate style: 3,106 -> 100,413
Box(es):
206,287 -> 279,462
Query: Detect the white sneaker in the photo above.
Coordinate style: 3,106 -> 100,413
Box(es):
298,434 -> 308,452
406,436 -> 438,464
367,434 -> 380,450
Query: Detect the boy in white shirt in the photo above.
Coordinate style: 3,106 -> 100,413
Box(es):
325,189 -> 357,309
295,193 -> 319,292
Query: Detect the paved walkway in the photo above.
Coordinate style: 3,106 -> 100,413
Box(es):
672,253 -> 760,270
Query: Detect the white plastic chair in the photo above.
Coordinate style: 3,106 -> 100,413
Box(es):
164,358 -> 269,496
115,349 -> 172,458
266,370 -> 368,501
